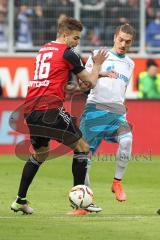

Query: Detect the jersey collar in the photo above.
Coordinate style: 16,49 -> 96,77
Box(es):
109,50 -> 125,59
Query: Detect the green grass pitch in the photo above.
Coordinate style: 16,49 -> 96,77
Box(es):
0,154 -> 160,240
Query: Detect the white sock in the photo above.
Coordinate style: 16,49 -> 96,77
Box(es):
114,132 -> 132,180
115,164 -> 126,180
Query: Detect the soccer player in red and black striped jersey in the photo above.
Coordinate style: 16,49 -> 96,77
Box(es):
11,16 -> 107,215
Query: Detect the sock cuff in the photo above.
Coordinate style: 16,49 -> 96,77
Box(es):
73,152 -> 88,160
114,178 -> 122,181
29,155 -> 42,166
16,196 -> 27,204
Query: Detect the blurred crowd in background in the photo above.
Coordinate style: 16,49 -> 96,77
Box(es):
0,0 -> 160,50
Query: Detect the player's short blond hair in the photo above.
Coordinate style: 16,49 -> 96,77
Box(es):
115,24 -> 136,40
57,16 -> 83,36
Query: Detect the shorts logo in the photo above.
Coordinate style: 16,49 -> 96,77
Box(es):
59,108 -> 70,124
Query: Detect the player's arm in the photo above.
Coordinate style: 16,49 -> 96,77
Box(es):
78,49 -> 108,88
85,51 -> 117,79
64,48 -> 107,88
76,55 -> 117,92
65,79 -> 91,93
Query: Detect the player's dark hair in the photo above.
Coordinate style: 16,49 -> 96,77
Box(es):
57,16 -> 83,36
146,59 -> 158,68
115,24 -> 136,40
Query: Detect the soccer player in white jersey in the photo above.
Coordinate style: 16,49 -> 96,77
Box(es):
78,24 -> 135,203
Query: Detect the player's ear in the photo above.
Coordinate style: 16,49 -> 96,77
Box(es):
63,32 -> 67,38
63,31 -> 68,39
64,30 -> 70,37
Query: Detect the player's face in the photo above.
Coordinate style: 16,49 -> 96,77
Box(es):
64,30 -> 81,48
113,31 -> 133,55
148,65 -> 158,77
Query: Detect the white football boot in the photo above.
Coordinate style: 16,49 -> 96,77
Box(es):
11,198 -> 33,214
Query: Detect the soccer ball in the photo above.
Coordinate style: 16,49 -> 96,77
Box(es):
69,185 -> 93,209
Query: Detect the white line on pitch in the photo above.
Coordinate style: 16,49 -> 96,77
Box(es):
0,215 -> 159,220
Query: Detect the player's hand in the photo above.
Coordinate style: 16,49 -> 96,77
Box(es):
64,83 -> 78,93
99,70 -> 118,78
92,48 -> 108,65
78,80 -> 92,92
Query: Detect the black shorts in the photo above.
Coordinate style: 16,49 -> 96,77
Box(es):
25,108 -> 82,150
